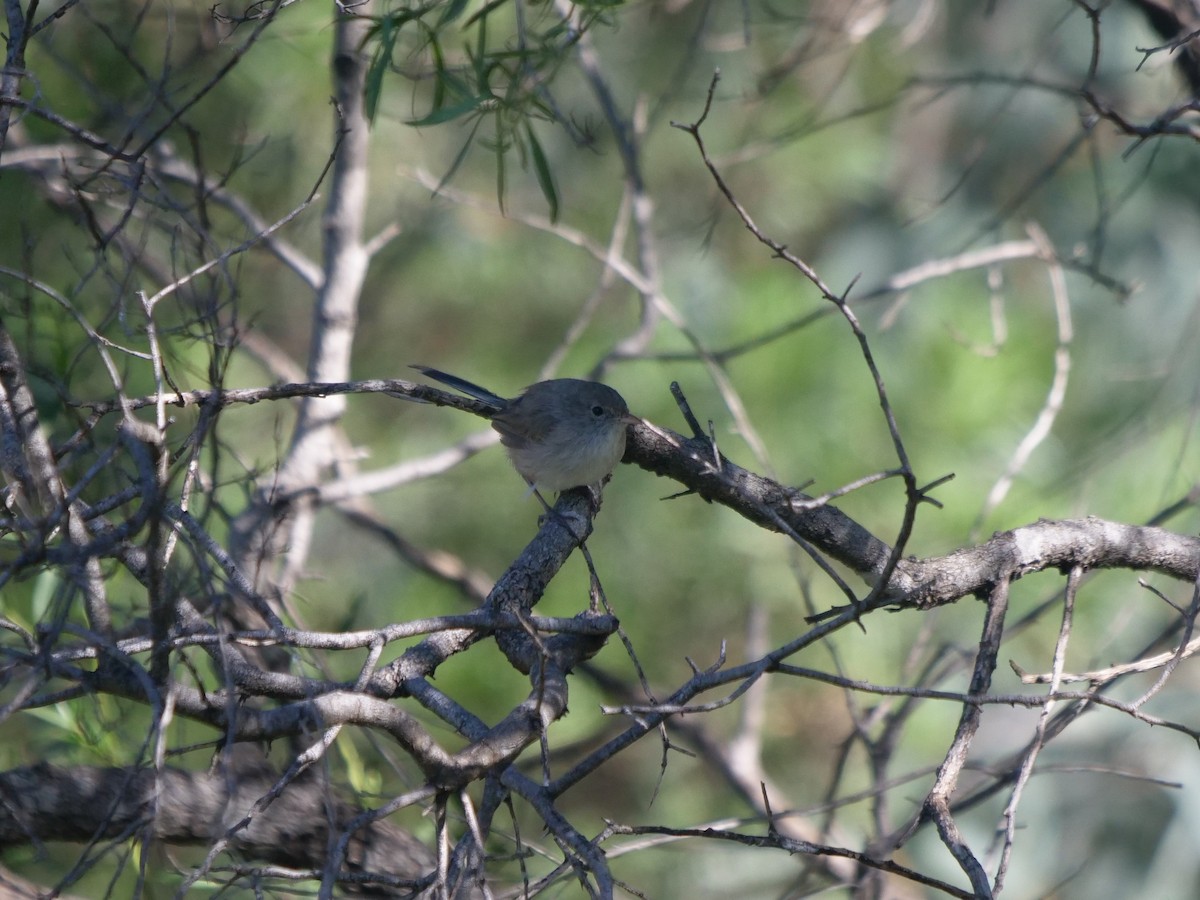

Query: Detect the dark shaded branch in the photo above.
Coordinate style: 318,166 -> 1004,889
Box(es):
0,762 -> 436,891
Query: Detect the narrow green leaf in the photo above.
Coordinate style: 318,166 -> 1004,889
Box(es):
474,8 -> 489,86
462,0 -> 508,29
422,23 -> 447,112
364,15 -> 400,125
525,122 -> 559,222
436,0 -> 472,26
407,95 -> 487,127
495,113 -> 507,217
432,115 -> 483,197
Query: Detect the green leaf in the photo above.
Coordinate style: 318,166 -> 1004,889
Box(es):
431,114 -> 483,196
525,121 -> 559,222
423,23 -> 447,111
462,0 -> 509,30
364,15 -> 401,125
406,94 -> 488,127
436,0 -> 472,26
495,115 -> 507,217
474,6 -> 489,85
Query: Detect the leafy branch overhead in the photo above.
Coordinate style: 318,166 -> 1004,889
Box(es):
362,0 -> 620,219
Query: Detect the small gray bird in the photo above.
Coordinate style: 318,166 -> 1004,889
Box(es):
410,366 -> 638,492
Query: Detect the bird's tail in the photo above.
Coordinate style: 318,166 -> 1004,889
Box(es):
410,365 -> 507,408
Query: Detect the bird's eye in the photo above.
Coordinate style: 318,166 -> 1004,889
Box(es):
591,405 -> 605,417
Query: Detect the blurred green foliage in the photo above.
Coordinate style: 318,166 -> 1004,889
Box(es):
3,0 -> 1199,896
